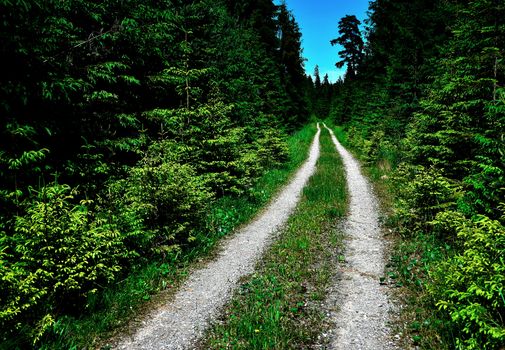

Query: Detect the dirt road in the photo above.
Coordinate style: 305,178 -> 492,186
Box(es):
113,124 -> 321,350
323,124 -> 396,350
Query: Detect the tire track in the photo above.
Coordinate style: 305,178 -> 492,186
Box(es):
323,124 -> 396,350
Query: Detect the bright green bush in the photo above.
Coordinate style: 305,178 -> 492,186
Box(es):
203,127 -> 290,200
197,125 -> 259,195
255,128 -> 289,168
430,211 -> 505,349
362,129 -> 385,162
109,141 -> 213,257
393,164 -> 462,236
1,184 -> 126,343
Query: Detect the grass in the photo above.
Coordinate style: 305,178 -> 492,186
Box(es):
200,125 -> 347,349
38,124 -> 317,350
323,119 -> 395,214
388,233 -> 453,349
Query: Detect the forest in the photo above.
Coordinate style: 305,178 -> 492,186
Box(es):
0,0 -> 504,349
317,0 -> 504,348
0,0 -> 309,347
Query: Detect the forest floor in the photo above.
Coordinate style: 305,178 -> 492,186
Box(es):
109,124 -> 321,349
321,124 -> 397,350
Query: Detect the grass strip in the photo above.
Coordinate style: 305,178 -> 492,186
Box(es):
40,124 -> 317,350
200,125 -> 347,349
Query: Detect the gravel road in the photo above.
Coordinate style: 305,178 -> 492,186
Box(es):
113,124 -> 321,350
323,124 -> 396,350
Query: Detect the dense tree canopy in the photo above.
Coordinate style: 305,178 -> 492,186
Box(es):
328,0 -> 505,348
1,0 -> 504,348
0,0 -> 309,347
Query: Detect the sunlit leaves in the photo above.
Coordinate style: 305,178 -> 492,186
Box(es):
431,212 -> 505,349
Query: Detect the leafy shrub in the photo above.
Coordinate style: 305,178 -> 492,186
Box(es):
0,184 -> 126,344
255,128 -> 289,168
344,125 -> 366,152
198,126 -> 259,195
392,164 -> 462,236
109,140 -> 213,257
429,211 -> 505,349
462,152 -> 505,220
147,104 -> 269,196
196,127 -> 288,196
363,129 -> 385,163
359,129 -> 400,169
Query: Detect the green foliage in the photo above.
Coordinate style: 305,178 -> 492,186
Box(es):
255,129 -> 290,168
109,141 -> 213,257
392,165 -> 461,236
0,184 -> 126,344
0,0 -> 310,346
37,123 -> 317,350
461,88 -> 505,220
430,212 -> 505,349
329,0 -> 505,348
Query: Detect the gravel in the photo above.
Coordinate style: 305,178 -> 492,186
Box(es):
322,124 -> 397,350
112,124 -> 321,350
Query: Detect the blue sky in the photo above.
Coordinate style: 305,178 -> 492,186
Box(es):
283,0 -> 371,82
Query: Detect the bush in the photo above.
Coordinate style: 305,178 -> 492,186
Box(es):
0,184 -> 126,344
429,211 -> 505,349
197,126 -> 260,195
109,140 -> 213,257
392,164 -> 462,236
255,128 -> 289,168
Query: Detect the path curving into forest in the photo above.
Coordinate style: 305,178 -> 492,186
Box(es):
113,124 -> 321,350
323,124 -> 396,350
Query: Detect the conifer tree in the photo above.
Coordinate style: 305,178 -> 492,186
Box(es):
277,2 -> 308,126
0,0 -> 310,346
406,0 -> 505,217
313,65 -> 321,89
331,15 -> 364,79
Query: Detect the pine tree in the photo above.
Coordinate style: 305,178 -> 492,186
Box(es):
331,15 -> 364,79
407,0 -> 505,217
277,2 -> 308,126
313,65 -> 321,89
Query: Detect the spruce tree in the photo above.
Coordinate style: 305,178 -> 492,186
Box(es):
313,65 -> 321,89
331,15 -> 364,79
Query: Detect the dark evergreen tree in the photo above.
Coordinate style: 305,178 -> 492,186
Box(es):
312,71 -> 332,118
277,2 -> 308,126
319,74 -> 332,117
406,0 -> 505,218
0,0 -> 310,346
331,15 -> 364,79
313,65 -> 321,89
